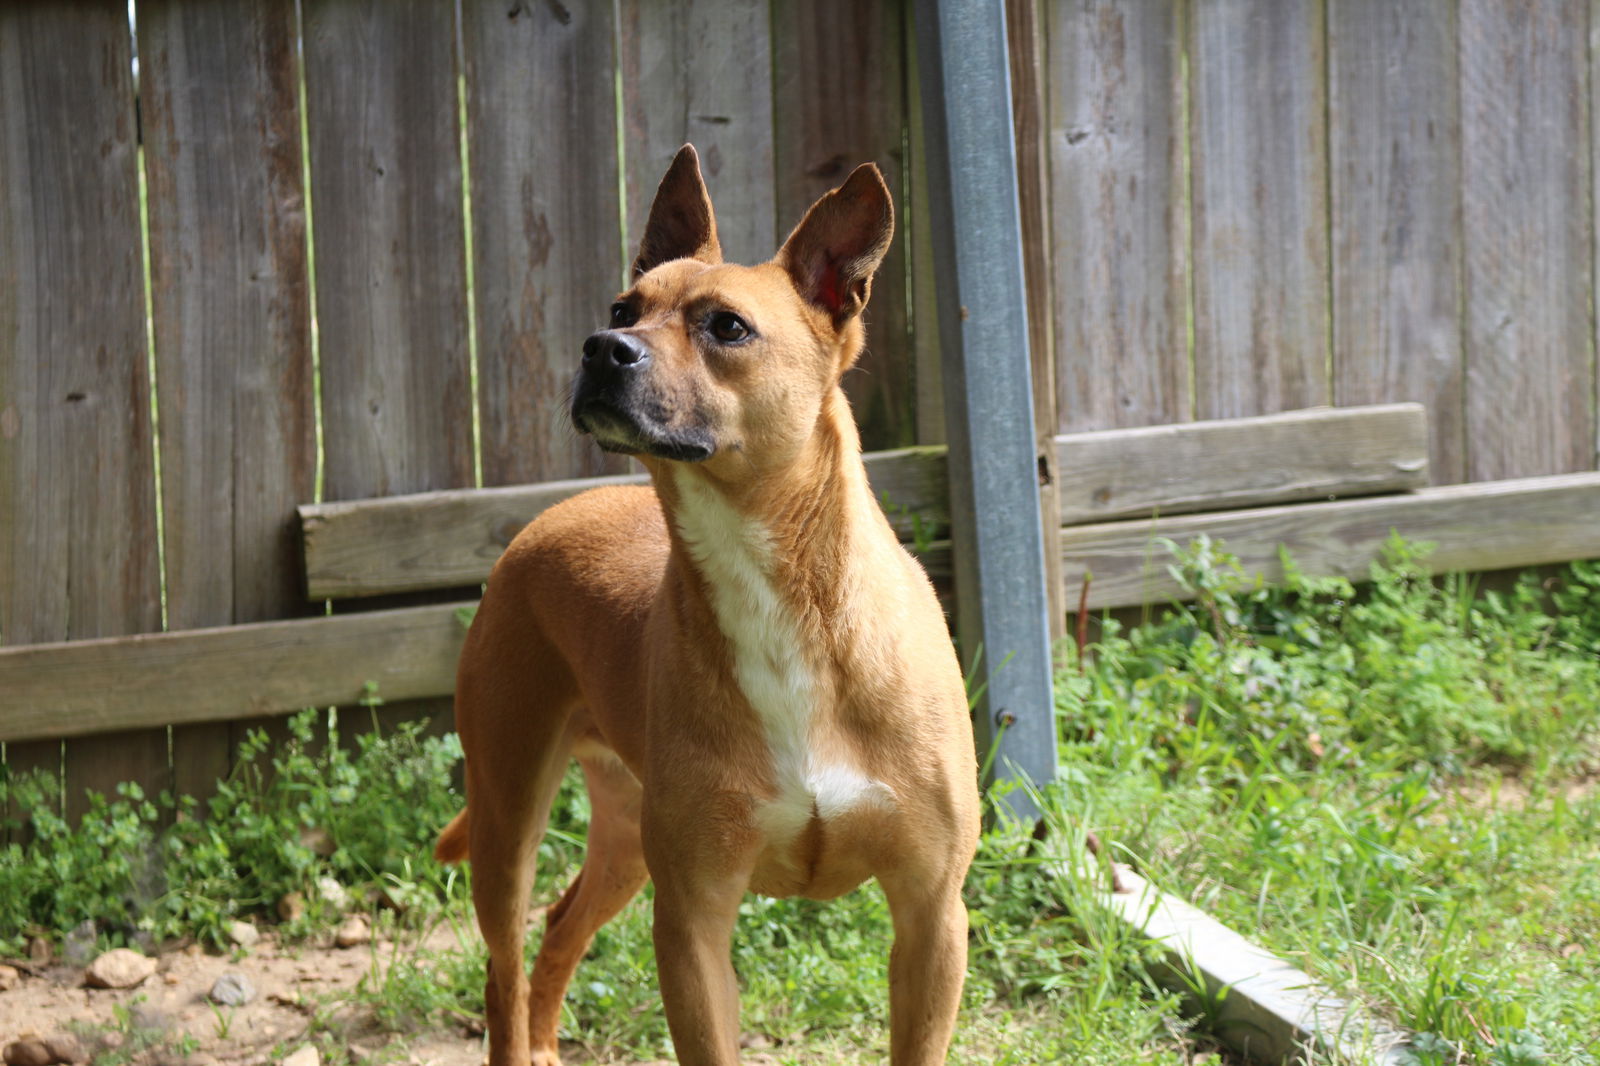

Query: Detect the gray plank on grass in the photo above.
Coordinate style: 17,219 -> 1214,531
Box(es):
772,0 -> 914,451
1329,1 -> 1464,485
0,2 -> 166,820
1046,0 -> 1190,433
463,0 -> 627,488
1057,404 -> 1429,525
304,0 -> 472,502
138,0 -> 316,801
1188,0 -> 1331,420
1060,472 -> 1600,610
1460,0 -> 1593,481
618,0 -> 776,269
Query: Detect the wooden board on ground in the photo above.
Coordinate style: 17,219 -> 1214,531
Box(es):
300,447 -> 951,599
1328,2 -> 1464,484
0,605 -> 471,745
1060,472 -> 1600,610
138,0 -> 316,802
1056,404 -> 1429,525
1187,0 -> 1331,419
0,3 -> 166,822
463,0 -> 626,487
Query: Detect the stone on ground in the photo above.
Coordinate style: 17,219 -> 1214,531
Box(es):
83,948 -> 156,990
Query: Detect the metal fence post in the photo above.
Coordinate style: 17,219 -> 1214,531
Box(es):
914,0 -> 1057,816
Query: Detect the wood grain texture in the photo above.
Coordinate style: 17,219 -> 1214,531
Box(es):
1046,0 -> 1190,432
1060,472 -> 1600,610
1460,0 -> 1594,480
1056,404 -> 1429,524
1188,0 -> 1331,419
138,0 -> 315,800
905,6 -> 945,447
618,0 -> 776,268
300,447 -> 952,598
772,0 -> 913,450
303,0 -> 472,501
0,605 -> 471,744
463,0 -> 626,487
1328,1 -> 1464,484
1008,0 -> 1064,638
0,3 -> 166,819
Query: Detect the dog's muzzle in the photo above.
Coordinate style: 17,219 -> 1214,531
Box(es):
571,331 -> 714,462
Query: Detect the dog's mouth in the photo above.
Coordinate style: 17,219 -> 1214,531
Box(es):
572,396 -> 715,463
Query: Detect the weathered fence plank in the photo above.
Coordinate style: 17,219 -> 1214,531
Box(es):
463,0 -> 625,488
0,606 -> 470,745
1056,404 -> 1429,524
1046,0 -> 1190,432
0,3 -> 165,820
1460,0 -> 1594,480
618,0 -> 776,269
138,0 -> 315,801
301,447 -> 951,599
1059,473 -> 1600,611
1328,1 -> 1464,485
772,0 -> 913,451
1188,0 -> 1331,420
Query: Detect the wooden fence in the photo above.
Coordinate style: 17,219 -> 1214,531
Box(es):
3,0 -> 1599,816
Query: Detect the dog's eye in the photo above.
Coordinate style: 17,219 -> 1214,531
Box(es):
708,312 -> 750,344
610,302 -> 637,328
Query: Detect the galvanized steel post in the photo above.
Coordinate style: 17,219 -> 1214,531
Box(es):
914,0 -> 1058,815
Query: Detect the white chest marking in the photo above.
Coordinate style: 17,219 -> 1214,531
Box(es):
671,470 -> 894,840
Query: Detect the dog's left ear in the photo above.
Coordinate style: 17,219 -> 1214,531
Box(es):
776,163 -> 894,325
633,144 -> 723,278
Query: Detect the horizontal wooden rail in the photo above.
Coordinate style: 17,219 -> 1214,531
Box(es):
301,405 -> 1426,601
0,604 -> 471,744
1055,403 -> 1427,524
300,447 -> 951,599
1062,471 -> 1600,610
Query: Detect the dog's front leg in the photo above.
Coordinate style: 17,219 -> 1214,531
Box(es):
882,869 -> 970,1065
650,867 -> 748,1066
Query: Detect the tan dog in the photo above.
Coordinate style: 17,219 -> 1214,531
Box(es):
435,145 -> 980,1066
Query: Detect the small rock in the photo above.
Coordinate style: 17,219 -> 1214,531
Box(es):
227,920 -> 260,949
315,876 -> 349,912
0,964 -> 19,991
3,1041 -> 51,1066
333,914 -> 371,948
298,825 -> 336,857
62,920 -> 97,967
83,948 -> 156,990
739,1033 -> 774,1050
43,1035 -> 85,1065
209,971 -> 257,1007
1562,942 -> 1584,959
280,1045 -> 320,1066
25,937 -> 50,965
277,891 -> 306,923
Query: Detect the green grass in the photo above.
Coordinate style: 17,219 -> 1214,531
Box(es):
1050,538 -> 1600,1066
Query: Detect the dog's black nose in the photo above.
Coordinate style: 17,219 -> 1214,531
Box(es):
582,331 -> 649,370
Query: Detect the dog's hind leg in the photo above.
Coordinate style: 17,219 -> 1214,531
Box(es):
457,621 -> 578,1066
526,750 -> 649,1064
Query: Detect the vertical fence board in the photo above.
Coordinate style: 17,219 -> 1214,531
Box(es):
464,0 -> 624,487
0,3 -> 165,821
619,0 -> 776,269
772,0 -> 913,451
304,0 -> 471,741
906,5 -> 945,447
1329,1 -> 1463,484
1461,0 -> 1594,481
1188,0 -> 1330,420
1046,0 -> 1189,434
138,0 -> 316,801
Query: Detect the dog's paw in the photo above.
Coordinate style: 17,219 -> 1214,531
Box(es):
528,1052 -> 564,1066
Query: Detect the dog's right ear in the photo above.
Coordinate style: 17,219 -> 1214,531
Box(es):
633,145 -> 723,279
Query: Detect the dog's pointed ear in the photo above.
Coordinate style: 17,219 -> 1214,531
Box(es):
633,145 -> 723,279
775,163 -> 894,324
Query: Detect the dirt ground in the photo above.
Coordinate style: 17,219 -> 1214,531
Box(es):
0,926 -> 496,1066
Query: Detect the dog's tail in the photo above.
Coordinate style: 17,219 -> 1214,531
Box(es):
434,808 -> 471,865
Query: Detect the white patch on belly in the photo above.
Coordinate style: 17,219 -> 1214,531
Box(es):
671,470 -> 895,840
